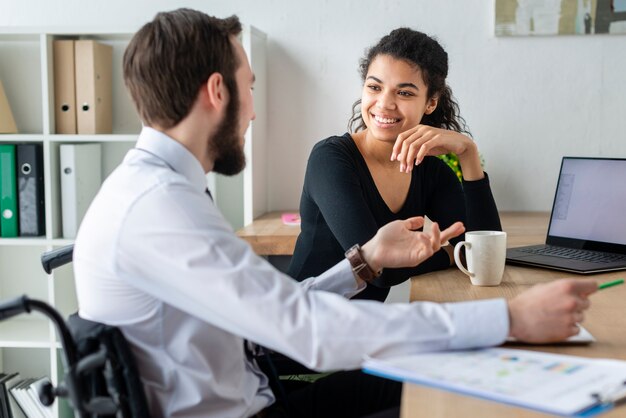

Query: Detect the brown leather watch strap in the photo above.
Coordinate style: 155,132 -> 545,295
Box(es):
345,244 -> 381,284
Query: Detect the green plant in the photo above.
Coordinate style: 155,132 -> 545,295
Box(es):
438,153 -> 463,181
437,153 -> 484,182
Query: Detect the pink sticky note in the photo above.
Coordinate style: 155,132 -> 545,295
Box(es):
281,213 -> 301,226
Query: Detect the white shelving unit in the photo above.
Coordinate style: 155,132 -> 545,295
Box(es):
0,25 -> 266,418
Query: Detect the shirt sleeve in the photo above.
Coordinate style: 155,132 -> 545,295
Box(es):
299,258 -> 366,298
115,183 -> 509,371
461,172 -> 502,232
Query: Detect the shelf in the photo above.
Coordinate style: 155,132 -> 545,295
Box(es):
0,34 -> 42,134
0,134 -> 137,142
0,24 -> 266,418
0,27 -> 135,38
0,134 -> 45,141
0,32 -> 40,41
48,134 -> 137,142
0,346 -> 52,381
0,319 -> 52,348
0,26 -> 144,418
0,246 -> 49,301
49,238 -> 74,246
0,237 -> 48,246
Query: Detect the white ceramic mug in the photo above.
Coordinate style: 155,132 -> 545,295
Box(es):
453,231 -> 507,286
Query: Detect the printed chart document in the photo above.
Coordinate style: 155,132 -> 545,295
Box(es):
363,348 -> 626,417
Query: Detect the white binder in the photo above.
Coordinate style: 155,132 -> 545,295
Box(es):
60,143 -> 102,238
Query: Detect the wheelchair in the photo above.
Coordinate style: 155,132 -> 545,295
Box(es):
0,245 -> 149,418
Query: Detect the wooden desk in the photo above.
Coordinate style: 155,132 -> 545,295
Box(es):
236,211 -> 300,256
236,211 -> 549,256
403,212 -> 626,418
235,210 -> 547,256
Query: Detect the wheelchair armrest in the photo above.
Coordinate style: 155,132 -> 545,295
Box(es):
41,244 -> 74,274
0,295 -> 30,320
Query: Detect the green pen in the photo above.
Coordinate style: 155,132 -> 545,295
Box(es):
598,279 -> 624,290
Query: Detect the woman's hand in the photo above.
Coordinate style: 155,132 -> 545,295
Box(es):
361,217 -> 465,273
390,125 -> 483,180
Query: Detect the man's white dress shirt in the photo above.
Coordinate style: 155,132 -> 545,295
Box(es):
74,127 -> 509,418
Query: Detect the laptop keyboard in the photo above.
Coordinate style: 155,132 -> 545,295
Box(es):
519,245 -> 626,264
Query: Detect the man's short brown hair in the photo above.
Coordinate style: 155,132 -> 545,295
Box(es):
123,8 -> 242,128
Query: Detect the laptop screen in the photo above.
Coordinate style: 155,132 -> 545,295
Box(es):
548,157 -> 626,246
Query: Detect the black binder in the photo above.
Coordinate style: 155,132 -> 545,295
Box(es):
16,144 -> 45,236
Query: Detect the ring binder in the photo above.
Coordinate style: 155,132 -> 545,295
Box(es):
74,40 -> 113,134
53,39 -> 78,134
0,144 -> 18,237
60,143 -> 102,238
17,143 -> 46,236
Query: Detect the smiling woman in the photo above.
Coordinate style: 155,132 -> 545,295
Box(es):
287,28 -> 503,302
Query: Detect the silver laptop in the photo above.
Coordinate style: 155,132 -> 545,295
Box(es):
506,157 -> 626,274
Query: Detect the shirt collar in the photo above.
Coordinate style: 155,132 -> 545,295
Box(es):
135,126 -> 208,193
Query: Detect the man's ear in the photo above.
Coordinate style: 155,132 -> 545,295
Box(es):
425,95 -> 439,115
204,72 -> 227,111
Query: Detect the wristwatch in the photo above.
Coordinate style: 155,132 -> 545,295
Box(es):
345,244 -> 381,284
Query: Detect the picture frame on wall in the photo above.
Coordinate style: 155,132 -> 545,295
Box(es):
495,0 -> 626,36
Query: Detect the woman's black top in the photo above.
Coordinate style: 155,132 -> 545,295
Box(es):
288,133 -> 501,301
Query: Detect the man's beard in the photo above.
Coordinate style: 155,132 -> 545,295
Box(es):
211,81 -> 246,176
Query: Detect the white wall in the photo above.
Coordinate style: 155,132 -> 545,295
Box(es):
4,0 -> 625,212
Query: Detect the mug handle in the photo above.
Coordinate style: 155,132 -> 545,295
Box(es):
454,241 -> 474,277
